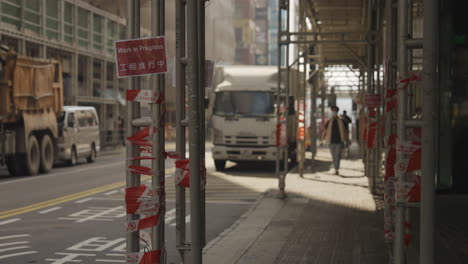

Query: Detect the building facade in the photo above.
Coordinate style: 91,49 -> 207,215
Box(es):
0,0 -> 235,145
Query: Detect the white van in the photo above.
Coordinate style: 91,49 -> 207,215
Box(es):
57,106 -> 100,165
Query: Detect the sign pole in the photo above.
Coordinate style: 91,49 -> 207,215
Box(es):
126,0 -> 141,255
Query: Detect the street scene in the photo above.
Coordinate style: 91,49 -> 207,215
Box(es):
0,0 -> 467,264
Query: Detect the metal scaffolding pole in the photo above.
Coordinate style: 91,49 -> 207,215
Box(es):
198,0 -> 206,247
276,0 -> 288,198
126,0 -> 141,254
175,0 -> 188,260
310,70 -> 318,159
367,0 -> 376,193
384,0 -> 398,260
151,1 -> 166,260
284,0 -> 291,175
187,0 -> 203,262
420,0 -> 437,262
395,0 -> 409,262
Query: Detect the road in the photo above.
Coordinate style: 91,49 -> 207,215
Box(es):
0,148 -> 278,264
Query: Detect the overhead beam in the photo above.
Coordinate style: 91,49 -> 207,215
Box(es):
342,42 -> 368,69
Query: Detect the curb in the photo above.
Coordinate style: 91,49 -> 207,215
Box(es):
203,192 -> 266,253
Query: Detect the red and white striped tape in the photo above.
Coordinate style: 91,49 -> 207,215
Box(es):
175,159 -> 190,188
126,250 -> 161,264
126,184 -> 160,215
126,215 -> 160,233
127,90 -> 164,104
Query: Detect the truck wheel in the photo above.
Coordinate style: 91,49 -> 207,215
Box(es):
214,159 -> 226,171
86,144 -> 96,163
69,147 -> 77,166
25,135 -> 40,176
39,134 -> 54,173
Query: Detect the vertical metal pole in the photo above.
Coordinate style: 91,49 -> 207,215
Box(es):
420,0 -> 437,262
198,0 -> 206,247
367,0 -> 376,193
311,70 -> 317,159
384,1 -> 398,259
276,0 -> 284,197
284,0 -> 290,174
395,0 -> 408,262
126,0 -> 140,254
175,0 -> 187,260
187,0 -> 202,262
151,0 -> 165,260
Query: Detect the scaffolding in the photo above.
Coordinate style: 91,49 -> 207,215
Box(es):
279,0 -> 436,263
124,0 -> 206,263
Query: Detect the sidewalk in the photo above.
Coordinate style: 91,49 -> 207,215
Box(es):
204,146 -> 388,264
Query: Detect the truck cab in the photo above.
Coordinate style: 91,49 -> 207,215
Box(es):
210,66 -> 297,171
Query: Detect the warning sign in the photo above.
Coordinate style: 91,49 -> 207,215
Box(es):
115,36 -> 167,78
363,94 -> 381,108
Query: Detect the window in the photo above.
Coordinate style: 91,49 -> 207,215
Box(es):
93,14 -> 104,50
67,112 -> 75,127
64,3 -> 74,44
1,0 -> 21,28
24,0 -> 41,34
106,20 -> 117,55
214,91 -> 275,117
46,0 -> 59,40
77,8 -> 90,48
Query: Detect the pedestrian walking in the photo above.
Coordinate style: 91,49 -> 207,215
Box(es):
321,106 -> 350,175
341,110 -> 352,157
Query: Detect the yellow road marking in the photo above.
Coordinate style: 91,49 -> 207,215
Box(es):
0,169 -> 174,219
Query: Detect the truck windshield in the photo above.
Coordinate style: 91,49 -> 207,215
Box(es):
214,91 -> 274,117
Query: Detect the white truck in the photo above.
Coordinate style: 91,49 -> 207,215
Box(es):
210,65 -> 298,171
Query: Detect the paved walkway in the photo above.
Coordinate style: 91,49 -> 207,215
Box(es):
204,146 -> 388,264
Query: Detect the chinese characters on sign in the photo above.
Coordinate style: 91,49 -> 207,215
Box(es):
115,37 -> 167,78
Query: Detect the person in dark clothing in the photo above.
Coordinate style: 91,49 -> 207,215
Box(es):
321,106 -> 349,175
341,110 -> 352,131
341,110 -> 352,156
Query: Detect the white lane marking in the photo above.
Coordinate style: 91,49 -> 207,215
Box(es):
39,207 -> 62,214
0,161 -> 124,186
106,253 -> 125,257
0,218 -> 21,226
46,252 -> 95,263
67,237 -> 125,252
0,241 -> 28,247
96,259 -> 125,263
75,198 -> 93,204
0,245 -> 30,253
60,206 -> 125,223
104,190 -> 118,195
0,251 -> 37,260
0,234 -> 30,240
